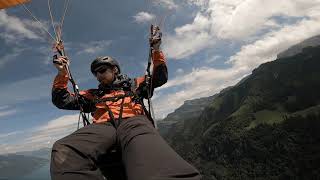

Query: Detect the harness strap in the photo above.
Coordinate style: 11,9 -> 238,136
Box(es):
100,91 -> 133,129
104,105 -> 117,128
95,91 -> 134,104
117,98 -> 126,128
81,112 -> 90,126
140,98 -> 155,127
94,89 -> 154,128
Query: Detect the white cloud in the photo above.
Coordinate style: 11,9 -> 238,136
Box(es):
0,10 -> 48,43
37,46 -> 54,65
209,0 -> 319,40
0,109 -> 17,119
229,17 -> 320,68
186,0 -> 207,7
206,55 -> 221,63
151,0 -> 179,10
164,0 -> 320,59
0,48 -> 25,68
0,114 -> 79,155
0,106 -> 18,120
0,73 -> 65,106
23,114 -> 79,145
163,13 -> 214,59
0,131 -> 22,139
76,40 -> 112,55
133,12 -> 156,23
0,106 -> 10,110
175,68 -> 184,75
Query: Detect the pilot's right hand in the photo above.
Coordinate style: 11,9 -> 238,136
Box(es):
53,55 -> 69,72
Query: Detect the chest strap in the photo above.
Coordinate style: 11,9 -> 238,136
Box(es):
95,91 -> 137,128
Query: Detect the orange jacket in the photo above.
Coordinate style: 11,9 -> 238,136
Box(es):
52,50 -> 167,124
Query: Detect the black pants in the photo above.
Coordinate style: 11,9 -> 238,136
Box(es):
50,115 -> 201,180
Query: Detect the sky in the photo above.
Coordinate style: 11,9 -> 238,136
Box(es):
1,0 -> 320,154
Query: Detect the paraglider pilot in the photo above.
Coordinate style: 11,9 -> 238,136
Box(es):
50,26 -> 201,180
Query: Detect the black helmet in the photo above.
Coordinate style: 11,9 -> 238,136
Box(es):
91,56 -> 121,74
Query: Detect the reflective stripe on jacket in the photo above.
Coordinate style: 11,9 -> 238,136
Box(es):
52,50 -> 167,124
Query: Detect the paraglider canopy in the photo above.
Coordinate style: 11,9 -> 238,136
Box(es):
0,0 -> 30,9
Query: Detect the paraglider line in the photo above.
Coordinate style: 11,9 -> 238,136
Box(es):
60,0 -> 71,30
21,3 -> 56,42
48,0 -> 58,41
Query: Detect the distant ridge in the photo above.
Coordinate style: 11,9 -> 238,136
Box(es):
277,34 -> 320,58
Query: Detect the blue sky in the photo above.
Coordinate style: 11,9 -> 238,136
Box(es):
1,0 -> 320,154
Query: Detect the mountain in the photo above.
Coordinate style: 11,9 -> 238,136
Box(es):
157,95 -> 217,136
277,35 -> 320,58
161,45 -> 320,179
0,154 -> 48,179
16,148 -> 51,159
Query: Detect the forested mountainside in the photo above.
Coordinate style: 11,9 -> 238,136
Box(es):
160,45 -> 320,180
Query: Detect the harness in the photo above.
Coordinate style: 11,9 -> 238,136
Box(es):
90,75 -> 155,129
86,25 -> 159,129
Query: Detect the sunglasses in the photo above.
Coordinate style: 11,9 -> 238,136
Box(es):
93,66 -> 111,76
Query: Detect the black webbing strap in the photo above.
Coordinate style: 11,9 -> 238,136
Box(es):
104,105 -> 117,128
95,91 -> 134,104
101,91 -> 131,129
95,90 -> 155,128
117,98 -> 125,128
140,99 -> 155,127
81,112 -> 90,126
